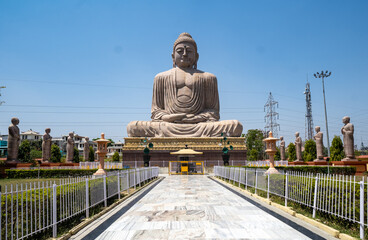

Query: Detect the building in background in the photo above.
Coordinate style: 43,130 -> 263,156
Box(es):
107,141 -> 124,158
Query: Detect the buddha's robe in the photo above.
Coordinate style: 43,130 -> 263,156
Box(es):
127,68 -> 243,137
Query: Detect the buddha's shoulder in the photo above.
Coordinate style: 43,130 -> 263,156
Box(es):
154,69 -> 175,79
195,69 -> 217,79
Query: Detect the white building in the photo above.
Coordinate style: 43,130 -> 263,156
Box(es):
20,129 -> 42,142
107,141 -> 124,158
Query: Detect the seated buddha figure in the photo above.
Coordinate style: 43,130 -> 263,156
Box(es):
127,33 -> 243,137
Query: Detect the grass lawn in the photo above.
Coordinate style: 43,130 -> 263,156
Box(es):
0,178 -> 68,192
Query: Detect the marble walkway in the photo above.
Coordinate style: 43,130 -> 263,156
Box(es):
77,175 -> 329,240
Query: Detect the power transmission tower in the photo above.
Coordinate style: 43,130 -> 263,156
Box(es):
264,92 -> 280,138
0,86 -> 5,105
304,80 -> 314,140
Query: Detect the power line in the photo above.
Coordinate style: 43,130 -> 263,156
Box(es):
264,92 -> 280,138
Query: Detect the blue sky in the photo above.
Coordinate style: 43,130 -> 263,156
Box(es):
0,0 -> 367,148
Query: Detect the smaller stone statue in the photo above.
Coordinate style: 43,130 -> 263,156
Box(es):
280,136 -> 286,160
83,137 -> 90,161
7,117 -> 20,162
313,126 -> 324,161
341,116 -> 355,161
295,132 -> 303,162
42,128 -> 52,162
66,132 -> 75,163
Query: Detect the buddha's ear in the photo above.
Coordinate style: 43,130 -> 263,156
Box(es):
194,53 -> 199,69
171,53 -> 175,68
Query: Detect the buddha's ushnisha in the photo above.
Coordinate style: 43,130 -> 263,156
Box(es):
127,33 -> 243,137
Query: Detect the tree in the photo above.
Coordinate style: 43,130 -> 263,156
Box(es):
248,149 -> 258,161
30,149 -> 42,160
112,152 -> 120,162
330,136 -> 345,161
274,147 -> 281,160
50,144 -> 61,163
18,140 -> 32,163
245,129 -> 265,160
304,139 -> 317,162
287,143 -> 296,161
30,140 -> 42,151
88,146 -> 95,162
73,147 -> 80,163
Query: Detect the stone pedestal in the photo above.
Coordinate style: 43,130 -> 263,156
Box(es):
122,137 -> 246,165
288,161 -> 307,166
342,158 -> 357,162
332,160 -> 368,175
306,161 -> 328,166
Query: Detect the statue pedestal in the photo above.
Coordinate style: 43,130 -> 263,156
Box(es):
122,137 -> 246,167
288,161 -> 307,166
342,158 -> 357,162
265,167 -> 279,175
306,161 -> 328,166
93,169 -> 107,176
332,160 -> 368,175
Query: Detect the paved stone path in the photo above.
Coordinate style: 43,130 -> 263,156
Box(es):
81,175 -> 322,239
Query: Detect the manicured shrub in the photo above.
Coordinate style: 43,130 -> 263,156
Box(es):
303,139 -> 316,162
18,140 -> 31,163
73,147 -> 80,163
88,146 -> 95,162
248,149 -> 258,161
287,143 -> 296,161
238,165 -> 356,175
330,135 -> 345,161
5,169 -> 124,178
51,144 -> 61,163
112,152 -> 120,162
30,149 -> 42,160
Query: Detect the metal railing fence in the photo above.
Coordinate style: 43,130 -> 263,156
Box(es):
0,167 -> 159,240
214,166 -> 366,239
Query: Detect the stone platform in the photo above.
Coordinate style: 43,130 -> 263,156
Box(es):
122,137 -> 246,164
332,160 -> 368,175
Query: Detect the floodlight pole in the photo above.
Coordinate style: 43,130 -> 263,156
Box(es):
314,71 -> 331,157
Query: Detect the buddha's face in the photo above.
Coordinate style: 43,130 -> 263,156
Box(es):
172,42 -> 198,69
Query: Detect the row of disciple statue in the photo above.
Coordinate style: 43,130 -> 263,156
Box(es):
279,116 -> 355,161
6,117 -> 90,163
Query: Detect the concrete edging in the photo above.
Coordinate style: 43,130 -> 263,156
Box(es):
210,176 -> 358,240
56,176 -> 162,240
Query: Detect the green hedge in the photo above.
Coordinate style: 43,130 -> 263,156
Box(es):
5,169 -> 125,179
236,166 -> 356,175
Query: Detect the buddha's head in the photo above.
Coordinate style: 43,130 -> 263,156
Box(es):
295,132 -> 299,137
280,136 -> 283,141
11,117 -> 19,125
45,128 -> 51,134
315,126 -> 320,132
172,33 -> 199,69
69,132 -> 74,138
342,116 -> 350,124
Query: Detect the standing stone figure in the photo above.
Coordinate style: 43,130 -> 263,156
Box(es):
66,132 -> 75,163
341,116 -> 355,161
313,126 -> 324,161
280,136 -> 286,160
83,137 -> 90,161
295,132 -> 303,161
7,117 -> 20,162
127,32 -> 242,137
42,128 -> 52,162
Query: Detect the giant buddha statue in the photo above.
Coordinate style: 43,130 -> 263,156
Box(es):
127,33 -> 243,137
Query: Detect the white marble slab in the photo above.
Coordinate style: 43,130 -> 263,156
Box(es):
96,175 -> 311,239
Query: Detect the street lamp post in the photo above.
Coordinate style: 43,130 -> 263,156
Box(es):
314,71 -> 331,157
